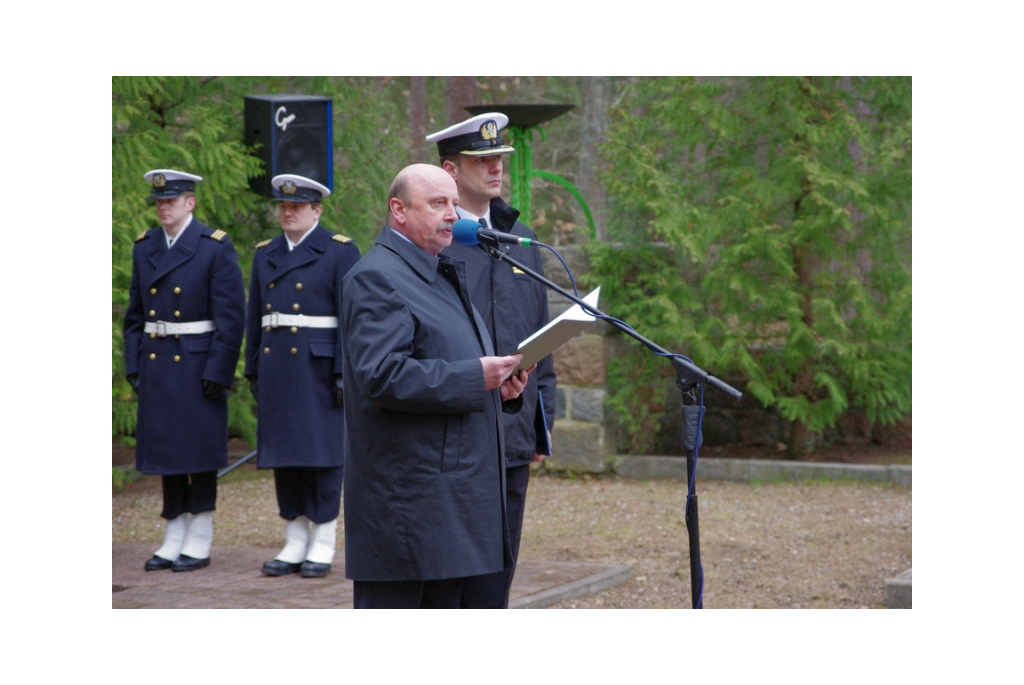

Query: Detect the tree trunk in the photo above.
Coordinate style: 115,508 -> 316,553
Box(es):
788,182 -> 818,459
578,77 -> 611,241
445,77 -> 477,125
788,418 -> 817,459
408,76 -> 427,164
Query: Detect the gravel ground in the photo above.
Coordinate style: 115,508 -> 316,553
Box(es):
112,462 -> 911,609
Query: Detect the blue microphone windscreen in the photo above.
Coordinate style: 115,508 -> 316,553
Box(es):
452,219 -> 481,246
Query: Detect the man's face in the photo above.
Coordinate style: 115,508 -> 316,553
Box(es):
277,201 -> 321,239
396,171 -> 459,256
154,195 -> 194,232
451,154 -> 505,207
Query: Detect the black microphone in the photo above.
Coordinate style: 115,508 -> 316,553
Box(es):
452,218 -> 537,247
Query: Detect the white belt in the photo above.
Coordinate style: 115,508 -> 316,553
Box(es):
261,313 -> 339,329
144,320 -> 216,336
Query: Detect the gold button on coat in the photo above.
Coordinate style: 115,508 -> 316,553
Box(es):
174,287 -> 181,294
149,287 -> 157,295
295,283 -> 303,290
174,355 -> 181,362
290,348 -> 298,355
149,353 -> 156,360
292,303 -> 300,311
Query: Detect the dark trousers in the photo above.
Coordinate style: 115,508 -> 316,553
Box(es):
273,465 -> 343,523
160,471 -> 217,519
353,578 -> 469,609
460,462 -> 531,608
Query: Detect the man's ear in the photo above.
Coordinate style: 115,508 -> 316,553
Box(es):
441,159 -> 458,180
388,197 -> 405,225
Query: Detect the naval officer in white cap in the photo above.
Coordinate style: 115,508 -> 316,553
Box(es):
427,113 -> 558,608
245,174 -> 361,578
124,169 -> 246,572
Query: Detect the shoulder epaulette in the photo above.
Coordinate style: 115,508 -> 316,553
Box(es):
206,229 -> 227,242
255,239 -> 272,249
135,231 -> 149,242
332,234 -> 353,244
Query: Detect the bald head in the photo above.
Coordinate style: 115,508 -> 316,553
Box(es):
387,164 -> 460,256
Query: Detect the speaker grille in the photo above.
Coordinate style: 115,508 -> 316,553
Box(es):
245,95 -> 333,197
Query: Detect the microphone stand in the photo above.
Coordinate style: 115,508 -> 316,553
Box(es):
478,240 -> 742,608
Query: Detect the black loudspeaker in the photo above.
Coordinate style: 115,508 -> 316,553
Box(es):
244,95 -> 333,197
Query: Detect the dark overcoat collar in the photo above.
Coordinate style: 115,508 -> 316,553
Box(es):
144,217 -> 204,287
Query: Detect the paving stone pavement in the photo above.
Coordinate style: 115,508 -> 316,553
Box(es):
112,543 -> 634,609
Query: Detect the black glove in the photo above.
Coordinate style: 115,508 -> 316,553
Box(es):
333,376 -> 344,408
248,377 -> 258,401
127,374 -> 139,394
202,380 -> 227,402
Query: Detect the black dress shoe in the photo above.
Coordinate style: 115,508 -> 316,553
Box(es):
144,555 -> 174,571
171,554 -> 210,572
261,559 -> 302,576
300,561 -> 331,578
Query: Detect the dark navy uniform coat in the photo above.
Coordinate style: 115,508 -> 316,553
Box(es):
124,218 -> 246,475
342,227 -> 513,582
443,198 -> 557,466
244,223 -> 361,469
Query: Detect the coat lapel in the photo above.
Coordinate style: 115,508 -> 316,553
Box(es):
266,224 -> 329,282
442,254 -> 493,357
146,218 -> 201,288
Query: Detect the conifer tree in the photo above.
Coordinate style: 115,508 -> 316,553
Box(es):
596,76 -> 912,456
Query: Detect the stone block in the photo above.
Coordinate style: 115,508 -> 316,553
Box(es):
544,422 -> 607,473
554,334 -> 607,386
572,387 -> 605,422
554,386 -> 568,420
886,568 -> 912,609
614,455 -> 689,480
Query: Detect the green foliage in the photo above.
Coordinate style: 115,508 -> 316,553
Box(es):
596,77 -> 912,453
228,365 -> 258,448
112,466 -> 140,490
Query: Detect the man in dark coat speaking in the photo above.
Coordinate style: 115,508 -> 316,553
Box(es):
341,164 -> 533,609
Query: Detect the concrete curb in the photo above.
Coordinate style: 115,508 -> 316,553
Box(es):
615,456 -> 912,486
510,562 -> 635,609
886,568 -> 912,608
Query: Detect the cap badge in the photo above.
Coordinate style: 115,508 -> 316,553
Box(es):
480,121 -> 498,141
282,180 -> 298,195
152,173 -> 166,188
